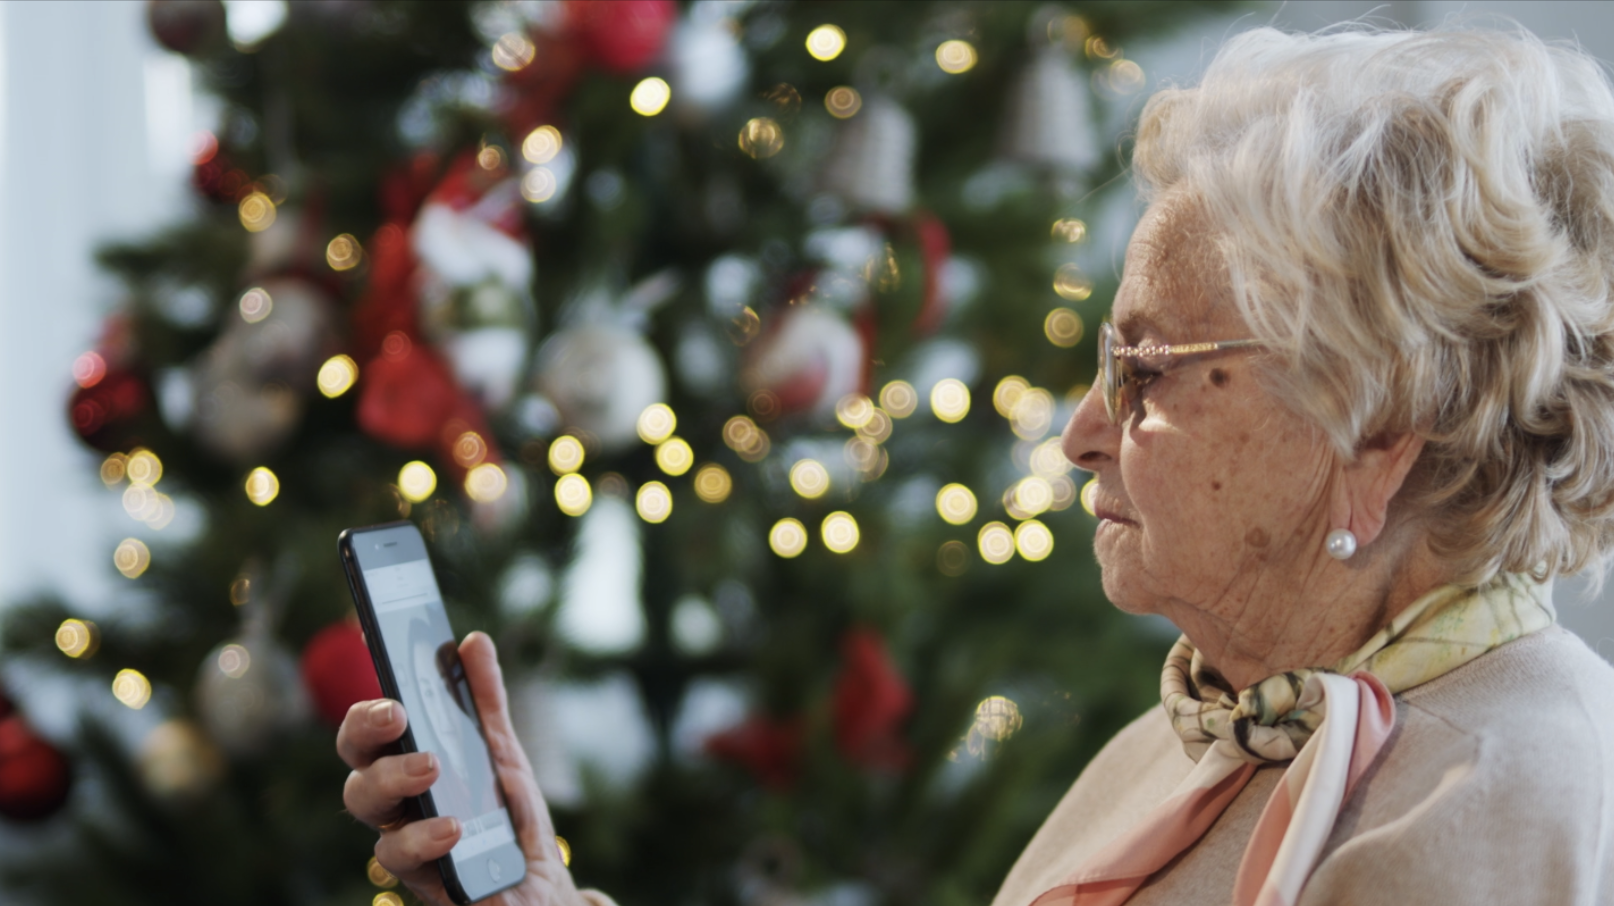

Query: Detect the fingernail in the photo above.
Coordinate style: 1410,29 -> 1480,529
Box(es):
433,817 -> 460,841
406,752 -> 436,777
368,701 -> 396,727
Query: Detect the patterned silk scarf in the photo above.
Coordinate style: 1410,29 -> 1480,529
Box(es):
1031,573 -> 1556,906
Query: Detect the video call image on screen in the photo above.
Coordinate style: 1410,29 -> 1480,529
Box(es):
363,557 -> 513,863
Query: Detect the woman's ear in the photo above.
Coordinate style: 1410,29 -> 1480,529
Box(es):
1335,431 -> 1426,547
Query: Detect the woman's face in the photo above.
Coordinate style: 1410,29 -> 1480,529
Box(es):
1062,196 -> 1340,637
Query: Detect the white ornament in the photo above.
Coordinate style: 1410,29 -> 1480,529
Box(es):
194,636 -> 309,756
556,495 -> 646,654
534,324 -> 668,451
822,95 -> 917,214
1000,47 -> 1098,172
411,190 -> 533,289
669,5 -> 749,114
1325,528 -> 1358,560
744,306 -> 865,420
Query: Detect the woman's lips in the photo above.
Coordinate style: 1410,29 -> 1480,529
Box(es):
1092,502 -> 1136,525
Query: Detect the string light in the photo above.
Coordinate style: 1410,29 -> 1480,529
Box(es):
825,86 -> 862,118
73,351 -> 106,387
112,668 -> 152,709
972,695 -> 1024,744
856,408 -> 893,444
373,894 -> 405,906
367,857 -> 399,889
127,449 -> 162,486
654,437 -> 694,477
769,518 -> 808,558
637,403 -> 677,444
55,619 -> 98,659
239,287 -> 273,324
555,473 -> 592,516
879,381 -> 918,418
1050,474 -> 1078,511
326,234 -> 363,271
317,355 -> 359,398
994,376 -> 1029,417
723,415 -> 770,462
555,835 -> 572,867
789,459 -> 830,499
465,463 -> 508,502
636,481 -> 672,523
218,644 -> 251,679
935,39 -> 977,74
245,467 -> 280,506
491,32 -> 535,71
522,125 -> 562,164
931,379 -> 971,423
1010,388 -> 1055,440
805,24 -> 846,61
476,145 -> 506,172
114,538 -> 151,578
238,191 -> 276,232
937,540 -> 969,576
936,484 -> 978,525
694,464 -> 732,503
1014,520 -> 1055,561
835,394 -> 874,429
1051,218 -> 1087,243
821,511 -> 860,554
1053,263 -> 1092,301
738,118 -> 784,159
549,436 -> 586,475
1044,309 -> 1084,348
978,522 -> 1015,564
453,432 -> 488,468
100,452 -> 128,486
630,77 -> 672,116
1081,477 -> 1099,517
398,461 -> 437,502
1030,438 -> 1073,478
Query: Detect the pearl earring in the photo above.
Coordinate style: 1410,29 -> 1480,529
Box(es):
1325,528 -> 1358,560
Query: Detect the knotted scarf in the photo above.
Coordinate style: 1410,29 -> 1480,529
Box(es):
1031,573 -> 1556,906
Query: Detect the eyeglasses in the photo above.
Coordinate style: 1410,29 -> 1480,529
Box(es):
1099,320 -> 1261,424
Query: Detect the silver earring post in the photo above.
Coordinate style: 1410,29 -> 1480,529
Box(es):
1325,528 -> 1357,560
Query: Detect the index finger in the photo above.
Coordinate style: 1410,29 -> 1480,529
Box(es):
336,699 -> 408,769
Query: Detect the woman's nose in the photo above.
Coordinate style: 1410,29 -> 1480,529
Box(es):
1062,384 -> 1119,473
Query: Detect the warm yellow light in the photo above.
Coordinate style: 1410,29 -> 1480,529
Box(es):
373,893 -> 405,906
522,125 -> 562,164
935,39 -> 978,74
326,234 -> 363,271
879,381 -> 917,418
317,354 -> 359,398
821,511 -> 859,554
630,77 -> 672,116
856,408 -> 892,444
993,376 -> 1029,418
825,86 -> 862,119
114,538 -> 151,578
722,415 -> 770,462
694,463 -> 733,503
1052,218 -> 1087,243
738,117 -> 784,159
1030,438 -> 1072,477
239,287 -> 273,324
123,485 -> 158,522
521,167 -> 557,204
936,483 -> 978,525
367,857 -> 398,889
1109,58 -> 1146,93
1014,519 -> 1055,562
1050,474 -> 1078,511
769,518 -> 808,558
789,459 -> 830,499
127,448 -> 163,486
217,643 -> 251,679
398,461 -> 437,502
978,522 -> 1015,564
1081,477 -> 1099,517
245,467 -> 280,506
491,32 -> 535,71
555,473 -> 592,516
548,436 -> 585,475
1054,263 -> 1092,302
836,394 -> 874,429
636,481 -> 673,523
477,145 -> 506,171
805,24 -> 846,61
112,668 -> 152,709
844,436 -> 880,473
655,437 -> 694,477
637,403 -> 677,444
100,452 -> 128,486
1011,388 -> 1055,440
230,575 -> 251,607
452,432 -> 488,468
973,695 -> 1024,742
931,378 -> 971,423
465,463 -> 508,502
1045,308 -> 1085,348
238,191 -> 276,232
937,539 -> 970,576
55,619 -> 98,659
555,835 -> 572,867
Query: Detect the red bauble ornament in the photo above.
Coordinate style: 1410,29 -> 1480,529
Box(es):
831,627 -> 914,772
146,0 -> 226,56
566,0 -> 676,74
301,621 -> 382,727
68,367 -> 150,453
0,716 -> 71,822
355,334 -> 459,449
704,714 -> 804,791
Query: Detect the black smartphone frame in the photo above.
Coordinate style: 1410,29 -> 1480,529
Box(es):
338,521 -> 525,904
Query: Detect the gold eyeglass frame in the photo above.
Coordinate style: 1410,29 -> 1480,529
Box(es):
1099,320 -> 1262,425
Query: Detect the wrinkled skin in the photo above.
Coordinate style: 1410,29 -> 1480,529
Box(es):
338,632 -> 589,906
1061,193 -> 1447,691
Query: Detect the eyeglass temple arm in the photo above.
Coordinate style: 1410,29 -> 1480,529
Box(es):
1112,338 -> 1262,357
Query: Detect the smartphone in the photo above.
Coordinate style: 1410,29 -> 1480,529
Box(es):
338,521 -> 525,904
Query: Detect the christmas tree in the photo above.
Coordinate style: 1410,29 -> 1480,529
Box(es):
1,2 -> 1229,904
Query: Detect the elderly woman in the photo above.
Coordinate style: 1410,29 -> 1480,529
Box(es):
337,23 -> 1614,906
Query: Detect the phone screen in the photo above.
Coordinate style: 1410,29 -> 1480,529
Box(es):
342,523 -> 524,903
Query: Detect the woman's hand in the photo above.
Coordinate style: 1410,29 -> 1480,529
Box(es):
338,631 -> 589,906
